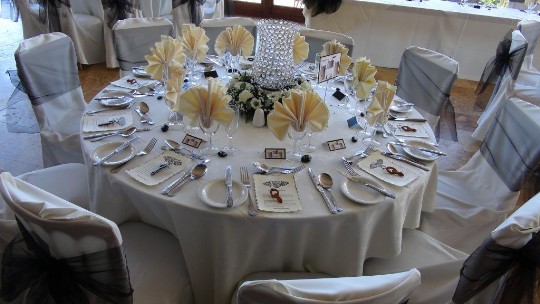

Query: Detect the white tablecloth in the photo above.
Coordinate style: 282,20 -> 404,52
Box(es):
81,77 -> 438,304
304,0 -> 540,81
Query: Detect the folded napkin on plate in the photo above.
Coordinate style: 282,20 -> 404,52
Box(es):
214,25 -> 254,56
175,78 -> 233,128
267,91 -> 329,140
181,24 -> 210,62
145,35 -> 186,80
321,40 -> 353,75
165,70 -> 186,109
352,57 -> 377,100
293,33 -> 309,65
366,81 -> 396,125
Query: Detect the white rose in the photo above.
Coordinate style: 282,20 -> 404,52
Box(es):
250,98 -> 262,109
239,90 -> 253,102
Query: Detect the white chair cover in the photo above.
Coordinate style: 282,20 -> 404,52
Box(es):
200,17 -> 256,56
472,30 -> 528,141
452,192 -> 540,304
514,83 -> 540,106
518,19 -> 540,73
235,269 -> 421,304
13,0 -> 48,39
113,17 -> 174,78
15,32 -> 85,168
395,46 -> 459,132
421,98 -> 540,254
0,169 -> 194,304
299,27 -> 354,63
363,229 -> 468,304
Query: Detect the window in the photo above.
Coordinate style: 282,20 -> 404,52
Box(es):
233,0 -> 305,23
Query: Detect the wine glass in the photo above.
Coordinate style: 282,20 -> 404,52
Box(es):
184,57 -> 199,88
221,51 -> 233,81
300,127 -> 316,153
223,104 -> 239,155
199,117 -> 220,156
287,124 -> 307,162
362,115 -> 383,148
165,100 -> 184,131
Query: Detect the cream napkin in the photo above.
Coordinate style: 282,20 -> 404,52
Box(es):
175,78 -> 233,128
144,35 -> 186,80
293,33 -> 309,65
267,91 -> 329,141
366,81 -> 396,125
165,70 -> 186,109
214,25 -> 254,56
321,40 -> 353,75
352,57 -> 377,100
181,24 -> 210,62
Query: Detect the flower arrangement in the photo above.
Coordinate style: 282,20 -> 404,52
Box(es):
226,72 -> 313,122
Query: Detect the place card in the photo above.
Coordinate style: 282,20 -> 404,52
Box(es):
82,111 -> 133,132
182,134 -> 203,148
265,148 -> 286,159
253,173 -> 302,212
126,151 -> 190,186
327,139 -> 346,151
357,151 -> 418,186
318,52 -> 341,84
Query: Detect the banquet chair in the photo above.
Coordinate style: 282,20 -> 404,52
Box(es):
299,28 -> 354,63
113,17 -> 174,78
420,97 -> 540,254
471,30 -> 527,141
232,269 -> 421,304
0,168 -> 194,304
452,191 -> 540,304
395,46 -> 459,133
15,32 -> 86,168
13,0 -> 48,39
200,17 -> 257,56
173,0 -> 204,34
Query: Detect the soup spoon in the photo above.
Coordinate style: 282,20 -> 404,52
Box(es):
318,172 -> 343,212
166,163 -> 208,196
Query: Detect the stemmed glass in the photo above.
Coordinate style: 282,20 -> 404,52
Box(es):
300,127 -> 316,153
199,117 -> 220,156
287,124 -> 307,161
221,51 -> 234,81
184,57 -> 199,88
165,100 -> 184,131
362,115 -> 384,148
345,76 -> 371,138
223,104 -> 240,155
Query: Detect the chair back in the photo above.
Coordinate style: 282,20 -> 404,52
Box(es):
518,19 -> 540,71
200,17 -> 257,56
0,171 -> 133,303
13,0 -> 49,38
299,27 -> 354,63
396,46 -> 458,131
237,269 -> 421,304
15,32 -> 85,167
453,192 -> 540,304
113,17 -> 174,76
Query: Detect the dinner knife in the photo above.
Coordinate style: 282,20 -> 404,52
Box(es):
308,168 -> 338,214
225,166 -> 233,208
388,117 -> 427,122
381,151 -> 430,171
337,171 -> 396,199
391,142 -> 447,156
93,136 -> 139,166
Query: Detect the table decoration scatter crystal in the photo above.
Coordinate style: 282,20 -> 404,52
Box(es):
252,19 -> 299,90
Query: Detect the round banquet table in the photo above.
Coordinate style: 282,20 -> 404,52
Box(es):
81,74 -> 438,304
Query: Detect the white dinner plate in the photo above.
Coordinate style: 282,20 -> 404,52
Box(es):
98,92 -> 133,107
90,141 -> 135,166
132,67 -> 150,78
198,178 -> 248,208
341,175 -> 385,205
401,139 -> 441,161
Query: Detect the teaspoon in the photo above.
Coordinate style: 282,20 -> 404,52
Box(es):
318,172 -> 343,212
135,102 -> 155,125
90,126 -> 137,142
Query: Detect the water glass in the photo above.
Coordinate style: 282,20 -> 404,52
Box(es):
199,118 -> 220,156
223,104 -> 239,155
287,126 -> 307,161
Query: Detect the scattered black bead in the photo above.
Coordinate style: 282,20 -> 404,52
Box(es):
161,124 -> 169,132
218,151 -> 228,158
157,95 -> 163,100
301,155 -> 311,163
351,136 -> 358,143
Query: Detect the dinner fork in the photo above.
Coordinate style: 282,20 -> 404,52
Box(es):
240,167 -> 257,216
342,146 -> 374,164
110,137 -> 157,174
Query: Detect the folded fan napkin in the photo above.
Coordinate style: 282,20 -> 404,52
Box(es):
267,91 -> 329,140
181,24 -> 210,62
366,81 -> 396,125
165,69 -> 186,109
144,35 -> 186,81
321,40 -> 353,75
175,78 -> 233,128
214,25 -> 254,56
293,33 -> 309,65
353,57 -> 377,100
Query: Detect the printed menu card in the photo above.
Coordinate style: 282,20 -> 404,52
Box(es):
253,173 -> 302,212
